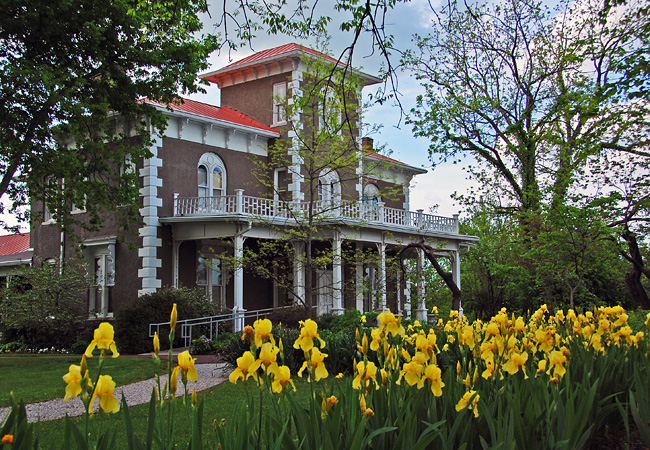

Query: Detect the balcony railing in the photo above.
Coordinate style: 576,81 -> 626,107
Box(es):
172,190 -> 459,234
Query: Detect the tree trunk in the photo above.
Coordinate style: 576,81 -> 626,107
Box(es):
621,229 -> 650,309
400,242 -> 462,311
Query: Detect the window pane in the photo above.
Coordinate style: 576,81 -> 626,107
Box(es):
197,256 -> 207,285
198,165 -> 207,186
106,256 -> 115,286
95,257 -> 104,285
211,258 -> 222,286
212,167 -> 223,190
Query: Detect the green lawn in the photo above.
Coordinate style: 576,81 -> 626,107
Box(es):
30,377 -> 345,449
0,354 -> 164,407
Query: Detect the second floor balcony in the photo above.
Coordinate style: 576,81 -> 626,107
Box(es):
171,190 -> 460,235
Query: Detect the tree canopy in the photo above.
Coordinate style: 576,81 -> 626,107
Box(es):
1,0 -> 219,231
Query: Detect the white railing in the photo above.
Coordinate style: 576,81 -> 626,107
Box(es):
172,190 -> 459,234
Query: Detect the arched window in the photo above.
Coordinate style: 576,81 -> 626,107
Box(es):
318,169 -> 340,204
363,183 -> 380,205
197,153 -> 226,198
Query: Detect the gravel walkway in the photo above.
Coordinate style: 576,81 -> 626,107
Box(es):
0,363 -> 231,423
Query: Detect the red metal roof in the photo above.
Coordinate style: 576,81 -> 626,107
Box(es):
222,43 -> 339,70
0,233 -> 30,256
146,98 -> 278,134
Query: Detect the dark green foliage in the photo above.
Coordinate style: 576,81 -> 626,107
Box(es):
319,328 -> 357,375
214,332 -> 249,365
317,309 -> 363,332
191,336 -> 215,355
0,261 -> 89,350
0,0 -> 219,232
266,306 -> 309,328
69,340 -> 90,355
114,287 -> 219,354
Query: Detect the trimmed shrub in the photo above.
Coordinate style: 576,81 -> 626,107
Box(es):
317,308 -> 363,332
265,306 -> 309,328
114,287 -> 221,354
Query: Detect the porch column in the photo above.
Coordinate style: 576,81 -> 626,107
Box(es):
292,241 -> 305,305
377,242 -> 386,311
171,240 -> 183,288
355,242 -> 364,312
404,279 -> 412,318
332,232 -> 344,315
416,249 -> 427,321
233,234 -> 246,332
452,249 -> 463,316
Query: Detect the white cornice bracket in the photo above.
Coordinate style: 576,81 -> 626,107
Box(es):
225,128 -> 234,149
178,118 -> 189,140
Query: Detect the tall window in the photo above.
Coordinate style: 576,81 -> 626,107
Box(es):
197,153 -> 226,198
363,183 -> 380,205
197,254 -> 224,305
362,183 -> 381,220
319,87 -> 341,133
318,169 -> 341,204
85,241 -> 116,317
272,82 -> 287,125
274,167 -> 290,203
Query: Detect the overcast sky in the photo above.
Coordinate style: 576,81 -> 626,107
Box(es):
189,0 -> 472,216
0,1 -> 473,235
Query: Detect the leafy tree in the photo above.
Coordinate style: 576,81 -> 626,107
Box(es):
0,260 -> 90,348
405,0 -> 649,216
1,0 -> 219,232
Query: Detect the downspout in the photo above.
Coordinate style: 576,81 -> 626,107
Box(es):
59,229 -> 65,275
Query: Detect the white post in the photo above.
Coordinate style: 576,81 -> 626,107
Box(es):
377,242 -> 386,310
332,232 -> 344,315
417,209 -> 424,228
416,248 -> 427,321
235,189 -> 244,214
292,241 -> 306,305
452,249 -> 462,316
404,279 -> 412,318
173,193 -> 179,216
355,242 -> 364,313
172,240 -> 182,288
233,234 -> 246,332
378,201 -> 385,223
453,213 -> 460,233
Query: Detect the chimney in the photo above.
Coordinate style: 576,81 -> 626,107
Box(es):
361,137 -> 374,152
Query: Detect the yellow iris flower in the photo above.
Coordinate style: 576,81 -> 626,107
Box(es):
377,310 -> 405,337
254,319 -> 274,347
503,351 -> 528,377
63,364 -> 85,402
398,360 -> 424,386
352,361 -> 379,391
257,342 -> 280,372
177,350 -> 198,383
85,322 -> 120,358
269,364 -> 295,393
547,350 -> 567,378
298,347 -> 329,381
418,364 -> 445,396
170,303 -> 178,332
456,390 -> 480,418
89,375 -> 120,414
229,351 -> 259,384
293,319 -> 325,352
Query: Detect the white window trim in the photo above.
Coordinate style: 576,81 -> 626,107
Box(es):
273,167 -> 289,203
197,152 -> 227,198
83,238 -> 116,318
272,82 -> 287,126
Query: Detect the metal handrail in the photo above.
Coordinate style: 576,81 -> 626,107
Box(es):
148,305 -> 295,347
